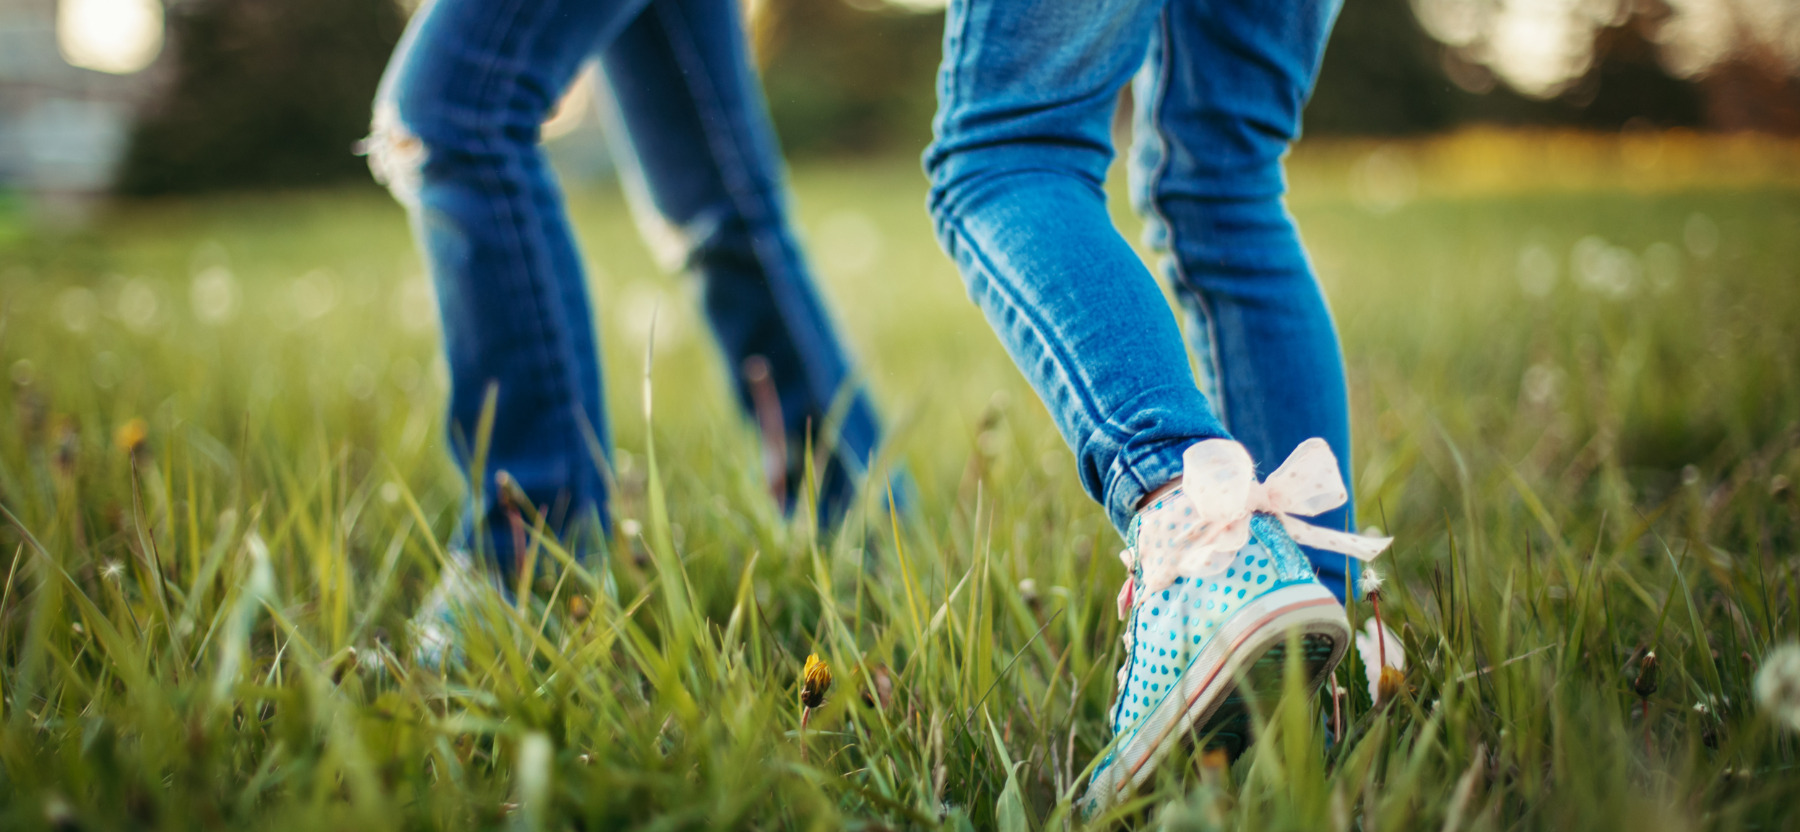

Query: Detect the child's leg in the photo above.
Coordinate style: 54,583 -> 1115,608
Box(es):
597,0 -> 888,526
927,1 -> 1368,811
1126,0 -> 1356,600
924,0 -> 1227,534
369,0 -> 649,572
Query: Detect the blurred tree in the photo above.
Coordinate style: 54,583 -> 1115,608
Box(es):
755,0 -> 943,156
755,0 -> 1723,152
1406,0 -> 1797,133
1571,15 -> 1707,128
110,0 -> 1788,195
115,0 -> 403,194
1307,0 -> 1464,134
1308,0 -> 1704,134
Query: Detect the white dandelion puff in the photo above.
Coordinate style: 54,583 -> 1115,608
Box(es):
1356,618 -> 1406,704
1754,643 -> 1800,733
1358,565 -> 1385,597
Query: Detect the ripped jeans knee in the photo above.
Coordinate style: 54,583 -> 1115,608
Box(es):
358,101 -> 428,207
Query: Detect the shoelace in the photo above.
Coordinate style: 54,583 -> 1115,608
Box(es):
1116,438 -> 1392,621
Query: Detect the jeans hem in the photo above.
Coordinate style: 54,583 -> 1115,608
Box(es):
1103,440 -> 1188,536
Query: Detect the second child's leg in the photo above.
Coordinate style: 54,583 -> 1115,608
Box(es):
598,0 -> 890,527
1128,0 -> 1357,600
371,0 -> 650,574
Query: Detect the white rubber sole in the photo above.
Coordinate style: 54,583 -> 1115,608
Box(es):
1085,581 -> 1350,812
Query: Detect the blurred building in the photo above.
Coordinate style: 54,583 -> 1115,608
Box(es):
0,0 -> 168,200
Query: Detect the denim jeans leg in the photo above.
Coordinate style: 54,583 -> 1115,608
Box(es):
372,0 -> 648,573
598,0 -> 889,527
1129,0 -> 1358,600
925,0 -> 1232,535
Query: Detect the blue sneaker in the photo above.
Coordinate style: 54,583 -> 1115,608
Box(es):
1083,489 -> 1351,813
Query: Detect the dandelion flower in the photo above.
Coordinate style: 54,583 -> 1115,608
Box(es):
1355,618 -> 1405,704
1754,643 -> 1800,733
1358,565 -> 1385,598
114,418 -> 149,457
1630,650 -> 1659,699
797,653 -> 834,763
800,653 -> 833,709
1376,666 -> 1405,705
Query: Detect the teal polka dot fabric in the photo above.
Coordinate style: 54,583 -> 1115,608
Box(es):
1102,500 -> 1318,757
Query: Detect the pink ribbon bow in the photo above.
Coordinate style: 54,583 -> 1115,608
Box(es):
1116,437 -> 1392,619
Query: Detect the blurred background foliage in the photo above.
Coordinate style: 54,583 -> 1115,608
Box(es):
101,0 -> 1799,196
114,0 -> 406,194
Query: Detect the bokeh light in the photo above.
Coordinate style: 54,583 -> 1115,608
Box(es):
57,0 -> 165,75
1412,0 -> 1800,98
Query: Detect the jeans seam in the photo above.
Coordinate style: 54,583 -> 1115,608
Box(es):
655,2 -> 849,456
942,0 -> 973,128
468,0 -> 586,504
944,210 -> 1140,462
1140,11 -> 1229,432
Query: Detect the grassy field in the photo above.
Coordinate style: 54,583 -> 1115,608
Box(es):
1,133 -> 1798,830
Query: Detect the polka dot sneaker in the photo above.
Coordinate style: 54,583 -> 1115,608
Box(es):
1081,438 -> 1390,814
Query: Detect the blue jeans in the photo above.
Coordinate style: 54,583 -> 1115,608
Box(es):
924,0 -> 1358,600
371,0 -> 885,572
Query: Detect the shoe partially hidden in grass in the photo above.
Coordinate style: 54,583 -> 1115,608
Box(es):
410,550 -> 481,670
1083,471 -> 1357,814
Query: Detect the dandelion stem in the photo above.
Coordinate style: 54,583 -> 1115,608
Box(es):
800,706 -> 812,764
1332,679 -> 1344,742
1372,594 -> 1389,697
507,507 -> 527,577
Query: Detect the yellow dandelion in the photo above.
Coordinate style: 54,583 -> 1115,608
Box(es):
1357,619 -> 1408,705
1377,666 -> 1406,705
800,653 -> 833,709
114,418 -> 149,458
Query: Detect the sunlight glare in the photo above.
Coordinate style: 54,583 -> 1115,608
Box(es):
1414,0 -> 1800,98
58,0 -> 165,76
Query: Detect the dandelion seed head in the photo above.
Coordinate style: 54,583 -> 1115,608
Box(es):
1754,643 -> 1800,733
1358,566 -> 1385,597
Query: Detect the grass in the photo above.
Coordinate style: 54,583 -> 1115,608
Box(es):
1,132 -> 1799,830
